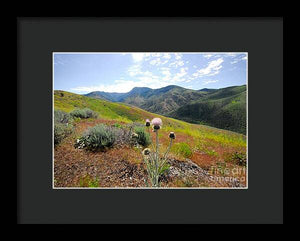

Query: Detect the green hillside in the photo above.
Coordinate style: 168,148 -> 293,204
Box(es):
168,86 -> 247,134
54,90 -> 246,144
85,85 -> 212,115
84,85 -> 246,134
54,90 -> 148,123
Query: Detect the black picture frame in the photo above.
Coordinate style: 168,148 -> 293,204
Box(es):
17,17 -> 283,224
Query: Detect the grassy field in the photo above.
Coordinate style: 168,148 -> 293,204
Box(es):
54,90 -> 247,188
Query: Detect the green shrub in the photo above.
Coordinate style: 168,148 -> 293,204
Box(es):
79,175 -> 99,187
134,126 -> 151,147
232,152 -> 247,166
70,108 -> 98,119
54,123 -> 73,145
54,109 -> 70,124
173,142 -> 193,158
224,151 -> 247,166
78,124 -> 116,151
113,123 -> 123,128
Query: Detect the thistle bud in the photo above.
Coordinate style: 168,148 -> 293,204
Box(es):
142,148 -> 151,155
153,125 -> 160,130
169,132 -> 176,139
145,119 -> 150,127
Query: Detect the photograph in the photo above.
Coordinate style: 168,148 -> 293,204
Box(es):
53,52 -> 248,189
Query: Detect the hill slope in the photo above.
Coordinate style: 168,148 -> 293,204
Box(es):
167,85 -> 247,134
54,90 -> 246,138
85,85 -> 214,117
84,85 -> 246,134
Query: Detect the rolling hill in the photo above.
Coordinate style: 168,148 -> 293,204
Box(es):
84,85 -> 246,134
54,90 -> 246,138
53,90 -> 247,188
168,85 -> 247,134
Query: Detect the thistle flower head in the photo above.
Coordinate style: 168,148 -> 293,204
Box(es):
151,118 -> 162,130
169,132 -> 176,139
142,148 -> 151,155
145,119 -> 150,127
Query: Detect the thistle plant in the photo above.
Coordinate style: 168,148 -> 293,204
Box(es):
132,118 -> 175,187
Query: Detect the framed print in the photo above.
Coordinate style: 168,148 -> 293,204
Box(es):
53,52 -> 248,189
17,17 -> 283,224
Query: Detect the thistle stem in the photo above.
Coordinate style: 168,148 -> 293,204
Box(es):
160,138 -> 173,169
155,130 -> 159,187
163,138 -> 173,160
147,126 -> 156,156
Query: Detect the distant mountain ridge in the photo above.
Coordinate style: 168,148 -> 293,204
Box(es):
84,84 -> 246,134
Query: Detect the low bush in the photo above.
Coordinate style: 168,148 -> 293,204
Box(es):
54,123 -> 74,145
134,126 -> 151,147
76,124 -> 116,151
54,109 -> 71,124
70,108 -> 98,119
54,109 -> 73,146
232,151 -> 247,166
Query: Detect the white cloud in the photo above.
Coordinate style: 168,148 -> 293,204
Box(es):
69,53 -> 245,94
148,53 -> 170,66
158,67 -> 171,81
150,58 -> 161,65
128,64 -> 142,76
230,54 -> 247,64
131,53 -> 146,62
203,79 -> 219,85
71,79 -> 156,93
174,53 -> 182,60
163,53 -> 171,59
70,81 -> 137,93
169,60 -> 184,68
192,58 -> 223,78
224,53 -> 239,57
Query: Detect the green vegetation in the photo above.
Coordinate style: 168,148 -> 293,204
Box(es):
54,109 -> 74,146
54,90 -> 246,150
134,126 -> 151,147
132,117 -> 174,187
168,86 -> 246,134
70,108 -> 98,119
79,175 -> 99,187
83,85 -> 246,134
77,124 -> 117,151
54,90 -> 247,188
113,123 -> 123,128
54,109 -> 71,124
172,142 -> 193,158
225,151 -> 247,166
54,123 -> 73,145
54,90 -> 145,123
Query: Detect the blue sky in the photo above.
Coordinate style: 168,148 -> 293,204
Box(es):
54,52 -> 247,94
